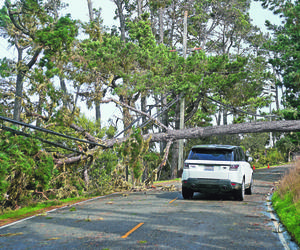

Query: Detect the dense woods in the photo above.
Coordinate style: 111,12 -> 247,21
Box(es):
0,0 -> 299,208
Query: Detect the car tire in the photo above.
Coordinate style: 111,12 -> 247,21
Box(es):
245,176 -> 253,195
234,179 -> 245,201
182,187 -> 194,199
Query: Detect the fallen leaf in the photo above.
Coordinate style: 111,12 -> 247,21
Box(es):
45,237 -> 61,241
138,240 -> 147,244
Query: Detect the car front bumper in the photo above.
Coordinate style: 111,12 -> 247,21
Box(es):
182,178 -> 242,194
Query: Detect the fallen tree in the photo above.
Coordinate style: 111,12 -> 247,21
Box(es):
103,119 -> 300,146
54,119 -> 300,166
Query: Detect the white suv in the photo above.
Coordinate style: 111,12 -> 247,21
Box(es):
182,145 -> 253,201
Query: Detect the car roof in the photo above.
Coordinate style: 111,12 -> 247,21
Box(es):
191,144 -> 238,150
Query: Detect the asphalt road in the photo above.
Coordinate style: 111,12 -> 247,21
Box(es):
0,165 -> 299,250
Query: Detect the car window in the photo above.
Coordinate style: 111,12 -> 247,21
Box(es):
187,148 -> 234,161
235,148 -> 241,161
239,148 -> 246,161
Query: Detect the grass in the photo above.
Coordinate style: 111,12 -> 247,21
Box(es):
272,160 -> 300,245
0,197 -> 90,224
154,178 -> 181,183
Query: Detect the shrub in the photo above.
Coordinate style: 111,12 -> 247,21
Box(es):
272,161 -> 300,245
0,129 -> 54,208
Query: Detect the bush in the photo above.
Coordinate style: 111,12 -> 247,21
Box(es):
272,161 -> 300,245
251,148 -> 284,168
0,129 -> 54,208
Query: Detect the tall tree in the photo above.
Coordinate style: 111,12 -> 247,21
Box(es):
86,0 -> 102,122
2,1 -> 42,121
260,0 -> 300,118
258,0 -> 300,157
1,0 -> 77,122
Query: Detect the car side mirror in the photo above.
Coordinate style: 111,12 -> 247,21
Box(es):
247,156 -> 253,162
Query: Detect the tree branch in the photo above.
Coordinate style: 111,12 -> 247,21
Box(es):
101,97 -> 169,131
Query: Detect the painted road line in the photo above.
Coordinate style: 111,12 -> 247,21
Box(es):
121,222 -> 144,238
169,197 -> 178,204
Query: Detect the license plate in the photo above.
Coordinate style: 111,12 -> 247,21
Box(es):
204,166 -> 214,171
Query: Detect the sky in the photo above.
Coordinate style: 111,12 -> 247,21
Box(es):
0,0 -> 281,56
0,0 -> 282,127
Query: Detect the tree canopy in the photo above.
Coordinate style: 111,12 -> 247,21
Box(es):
0,0 -> 299,208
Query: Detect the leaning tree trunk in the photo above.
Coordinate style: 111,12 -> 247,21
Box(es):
54,119 -> 300,167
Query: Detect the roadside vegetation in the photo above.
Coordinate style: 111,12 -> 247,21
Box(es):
0,0 -> 299,244
272,161 -> 300,245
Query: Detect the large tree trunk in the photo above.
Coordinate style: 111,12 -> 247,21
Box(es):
114,0 -> 126,42
103,120 -> 300,147
54,119 -> 300,166
86,0 -> 101,123
13,48 -> 25,122
141,95 -> 147,134
159,7 -> 164,44
137,0 -> 143,17
170,98 -> 180,178
223,109 -> 228,125
87,0 -> 93,21
13,46 -> 41,121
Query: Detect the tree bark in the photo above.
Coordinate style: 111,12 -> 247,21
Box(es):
86,0 -> 101,123
87,0 -> 94,21
159,7 -> 164,44
104,120 -> 300,147
13,45 -> 41,121
137,0 -> 143,17
55,119 -> 300,166
13,47 -> 25,122
113,0 -> 126,42
170,98 -> 180,178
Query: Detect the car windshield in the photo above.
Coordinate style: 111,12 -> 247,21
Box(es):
187,148 -> 234,161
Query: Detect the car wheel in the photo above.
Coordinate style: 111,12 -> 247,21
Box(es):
245,176 -> 253,195
182,187 -> 194,199
234,179 -> 245,201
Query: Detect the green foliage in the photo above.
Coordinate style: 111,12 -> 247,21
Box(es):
250,148 -> 284,168
75,114 -> 105,138
276,132 -> 300,161
263,0 -> 300,116
118,127 -> 151,186
241,133 -> 269,153
128,13 -> 156,49
240,133 -> 286,167
272,192 -> 300,245
36,14 -> 78,52
0,5 -> 10,30
271,161 -> 300,244
37,15 -> 78,78
0,129 -> 54,208
0,58 -> 11,78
